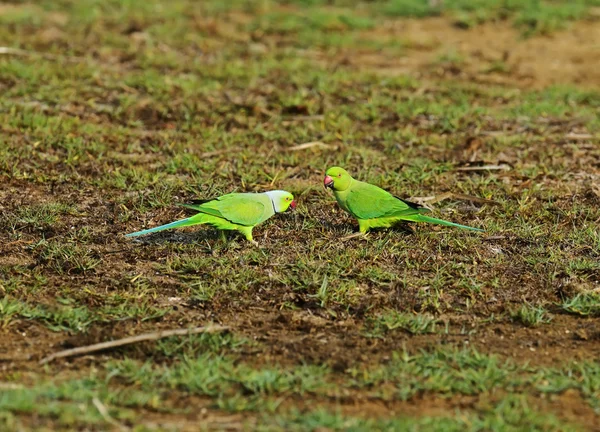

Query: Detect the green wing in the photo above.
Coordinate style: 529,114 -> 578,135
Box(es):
346,182 -> 423,219
182,193 -> 268,226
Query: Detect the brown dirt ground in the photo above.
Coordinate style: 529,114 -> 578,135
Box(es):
2,13 -> 600,430
314,17 -> 600,89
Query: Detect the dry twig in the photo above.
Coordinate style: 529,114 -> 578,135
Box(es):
0,47 -> 32,56
287,141 -> 336,151
482,235 -> 507,241
341,232 -> 367,241
450,193 -> 499,205
455,164 -> 511,172
564,133 -> 595,141
40,325 -> 229,364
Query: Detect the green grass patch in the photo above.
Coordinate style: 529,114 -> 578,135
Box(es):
0,297 -> 168,332
349,348 -> 522,400
365,309 -> 439,336
266,395 -> 578,431
562,292 -> 600,317
106,353 -> 329,413
511,303 -> 552,327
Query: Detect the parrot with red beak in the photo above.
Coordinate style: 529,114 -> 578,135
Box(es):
324,167 -> 483,233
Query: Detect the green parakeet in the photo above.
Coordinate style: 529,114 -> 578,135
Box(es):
126,190 -> 296,243
324,167 -> 483,233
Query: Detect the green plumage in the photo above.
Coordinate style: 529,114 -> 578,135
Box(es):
126,191 -> 294,242
178,194 -> 270,227
325,167 -> 483,233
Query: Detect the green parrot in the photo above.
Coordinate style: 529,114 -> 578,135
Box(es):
324,167 -> 483,233
126,190 -> 296,244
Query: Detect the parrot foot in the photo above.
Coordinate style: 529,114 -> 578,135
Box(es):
249,240 -> 260,247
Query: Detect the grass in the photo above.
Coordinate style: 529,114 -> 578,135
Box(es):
271,0 -> 599,36
511,303 -> 552,327
33,239 -> 103,275
348,348 -> 521,400
1,346 -> 595,429
0,296 -> 168,332
562,292 -> 600,317
267,395 -> 578,431
366,309 -> 439,336
0,0 -> 600,429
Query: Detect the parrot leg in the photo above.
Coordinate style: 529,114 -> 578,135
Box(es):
358,219 -> 370,234
238,226 -> 256,244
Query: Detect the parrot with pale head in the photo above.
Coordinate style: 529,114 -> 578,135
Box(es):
126,190 -> 296,244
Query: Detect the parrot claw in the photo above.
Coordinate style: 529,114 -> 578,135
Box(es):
250,240 -> 260,247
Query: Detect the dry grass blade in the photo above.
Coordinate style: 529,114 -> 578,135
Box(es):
287,141 -> 336,151
0,383 -> 24,390
341,232 -> 367,241
409,192 -> 497,206
39,325 -> 230,364
289,115 -> 324,121
0,47 -> 32,56
200,148 -> 241,158
455,164 -> 511,172
93,397 -> 130,432
451,193 -> 499,205
409,192 -> 453,205
564,133 -> 596,141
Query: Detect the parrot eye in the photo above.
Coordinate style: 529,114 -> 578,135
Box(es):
338,174 -> 341,177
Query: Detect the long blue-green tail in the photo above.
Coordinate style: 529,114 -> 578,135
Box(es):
125,218 -> 197,237
402,214 -> 484,232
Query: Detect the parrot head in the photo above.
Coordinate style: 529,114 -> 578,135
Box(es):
265,190 -> 296,212
324,166 -> 352,191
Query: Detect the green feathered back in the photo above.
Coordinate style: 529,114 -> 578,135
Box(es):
180,193 -> 272,227
330,172 -> 483,233
345,181 -> 427,219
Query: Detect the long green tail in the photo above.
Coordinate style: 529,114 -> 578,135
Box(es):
125,217 -> 198,237
401,214 -> 484,232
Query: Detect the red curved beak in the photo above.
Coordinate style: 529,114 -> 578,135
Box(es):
324,175 -> 334,189
289,200 -> 296,210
